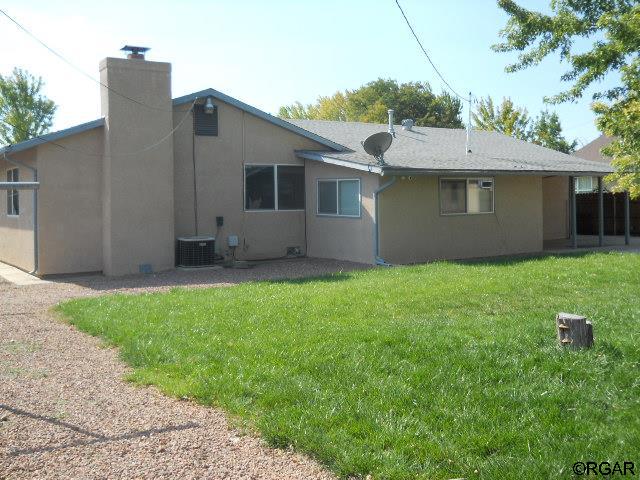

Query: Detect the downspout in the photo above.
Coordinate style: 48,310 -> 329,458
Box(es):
3,152 -> 38,275
373,176 -> 397,266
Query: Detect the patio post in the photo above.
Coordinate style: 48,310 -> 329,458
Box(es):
598,176 -> 604,247
570,176 -> 577,248
625,190 -> 631,245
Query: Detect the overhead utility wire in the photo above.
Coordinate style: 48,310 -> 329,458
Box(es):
0,101 -> 196,158
0,8 -> 174,113
394,0 -> 470,103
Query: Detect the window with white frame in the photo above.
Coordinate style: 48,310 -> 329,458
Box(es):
317,179 -> 361,217
575,176 -> 595,193
440,177 -> 494,215
244,165 -> 304,211
6,168 -> 19,216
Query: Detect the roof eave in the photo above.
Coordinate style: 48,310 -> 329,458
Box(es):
0,118 -> 105,155
174,88 -> 346,152
296,151 -> 382,174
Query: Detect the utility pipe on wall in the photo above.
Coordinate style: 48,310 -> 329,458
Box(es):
2,152 -> 39,274
373,176 -> 397,265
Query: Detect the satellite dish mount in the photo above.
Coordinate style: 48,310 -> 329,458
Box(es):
361,132 -> 393,165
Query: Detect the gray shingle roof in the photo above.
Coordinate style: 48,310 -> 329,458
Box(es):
289,119 -> 613,176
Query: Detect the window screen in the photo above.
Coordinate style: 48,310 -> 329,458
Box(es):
245,166 -> 275,210
193,104 -> 218,136
440,179 -> 466,214
317,180 -> 337,215
6,168 -> 19,216
277,166 -> 305,210
338,180 -> 360,216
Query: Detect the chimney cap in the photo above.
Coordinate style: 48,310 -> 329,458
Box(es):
121,45 -> 150,59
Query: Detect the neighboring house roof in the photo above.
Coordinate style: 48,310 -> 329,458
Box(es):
173,88 -> 346,152
0,118 -> 105,156
290,119 -> 614,176
573,134 -> 613,164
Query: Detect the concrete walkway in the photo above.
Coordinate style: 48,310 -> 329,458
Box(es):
0,262 -> 49,286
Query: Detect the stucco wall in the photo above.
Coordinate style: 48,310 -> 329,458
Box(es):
0,151 -> 36,271
173,99 -> 327,261
378,175 -> 544,264
542,176 -> 569,241
304,162 -> 378,264
100,58 -> 175,275
36,129 -> 104,275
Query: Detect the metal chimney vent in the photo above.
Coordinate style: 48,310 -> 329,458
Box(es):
121,45 -> 150,60
401,119 -> 414,131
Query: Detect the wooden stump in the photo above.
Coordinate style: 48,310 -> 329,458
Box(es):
556,313 -> 594,349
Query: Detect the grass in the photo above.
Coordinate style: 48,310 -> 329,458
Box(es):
57,253 -> 640,479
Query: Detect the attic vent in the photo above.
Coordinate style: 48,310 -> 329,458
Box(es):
193,104 -> 218,136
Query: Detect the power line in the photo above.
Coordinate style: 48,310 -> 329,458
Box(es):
394,0 -> 469,103
0,101 -> 196,158
0,8 -> 174,113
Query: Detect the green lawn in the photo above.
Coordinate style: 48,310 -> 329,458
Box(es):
57,253 -> 640,479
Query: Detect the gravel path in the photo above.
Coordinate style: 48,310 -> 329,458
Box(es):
0,258 -> 368,479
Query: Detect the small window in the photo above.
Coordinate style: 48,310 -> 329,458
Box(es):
575,176 -> 595,193
440,178 -> 493,215
193,103 -> 218,136
6,168 -> 19,216
317,179 -> 361,217
244,165 -> 305,211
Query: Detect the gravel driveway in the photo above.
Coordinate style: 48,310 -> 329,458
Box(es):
0,258 -> 367,479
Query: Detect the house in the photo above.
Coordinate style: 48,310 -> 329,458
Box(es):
0,49 -> 614,276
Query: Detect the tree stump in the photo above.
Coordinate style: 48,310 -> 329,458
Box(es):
556,313 -> 593,349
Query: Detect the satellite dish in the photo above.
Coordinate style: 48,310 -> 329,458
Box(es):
362,132 -> 393,164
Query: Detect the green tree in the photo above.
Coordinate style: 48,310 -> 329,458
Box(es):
529,111 -> 577,153
0,68 -> 56,145
279,78 -> 463,128
472,96 -> 530,139
493,0 -> 640,196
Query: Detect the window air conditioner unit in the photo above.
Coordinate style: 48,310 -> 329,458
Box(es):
175,236 -> 216,268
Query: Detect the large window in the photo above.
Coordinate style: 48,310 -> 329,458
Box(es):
6,168 -> 19,216
317,179 -> 361,217
244,165 -> 304,211
440,177 -> 493,215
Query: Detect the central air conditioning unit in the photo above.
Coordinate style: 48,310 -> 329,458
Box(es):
175,236 -> 216,268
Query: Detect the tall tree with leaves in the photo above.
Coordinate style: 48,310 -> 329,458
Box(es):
472,96 -> 530,139
0,68 -> 56,146
493,0 -> 640,196
529,111 -> 577,153
279,78 -> 463,128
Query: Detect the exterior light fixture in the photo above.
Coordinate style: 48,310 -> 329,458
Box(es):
204,96 -> 215,115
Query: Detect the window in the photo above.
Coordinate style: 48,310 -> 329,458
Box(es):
244,165 -> 304,211
317,179 -> 361,217
440,178 -> 493,215
575,176 -> 595,193
6,168 -> 19,216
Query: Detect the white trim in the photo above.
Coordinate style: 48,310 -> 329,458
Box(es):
5,167 -> 19,217
439,176 -> 495,216
243,164 -> 305,212
316,178 -> 362,218
296,151 -> 383,174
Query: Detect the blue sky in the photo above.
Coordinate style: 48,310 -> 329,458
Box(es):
0,0 -> 619,147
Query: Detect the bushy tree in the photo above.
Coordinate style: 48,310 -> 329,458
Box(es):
0,68 -> 56,145
473,96 -> 576,153
279,78 -> 463,128
493,0 -> 640,196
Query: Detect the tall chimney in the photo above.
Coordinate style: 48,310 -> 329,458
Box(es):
99,47 -> 175,276
388,109 -> 396,137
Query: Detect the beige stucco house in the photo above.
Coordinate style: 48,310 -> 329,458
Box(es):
0,50 -> 613,276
